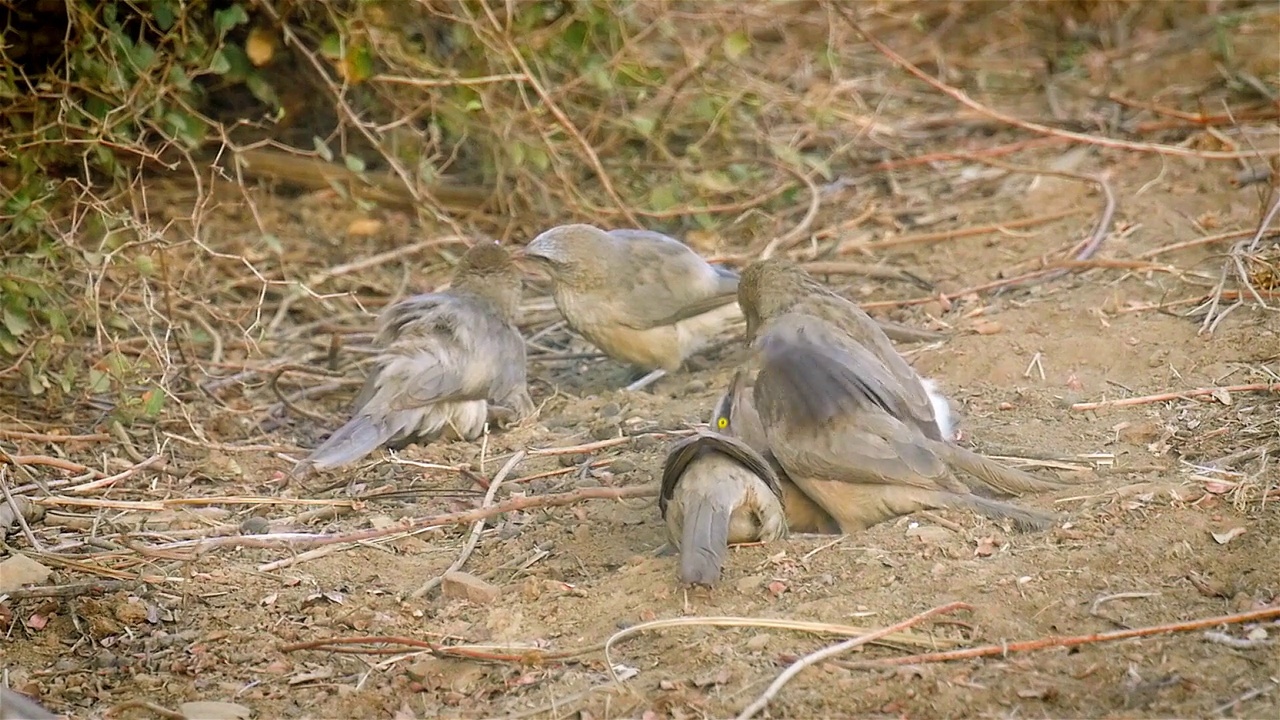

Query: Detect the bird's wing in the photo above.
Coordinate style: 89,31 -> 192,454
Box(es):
798,294 -> 943,440
603,231 -> 739,330
752,313 -> 962,492
366,294 -> 517,413
660,429 -> 782,515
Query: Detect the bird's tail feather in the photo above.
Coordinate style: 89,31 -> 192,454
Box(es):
939,443 -> 1066,496
952,493 -> 1059,533
679,500 -> 732,586
300,415 -> 391,473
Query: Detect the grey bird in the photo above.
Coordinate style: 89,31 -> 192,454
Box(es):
0,687 -> 59,720
659,429 -> 787,586
295,242 -> 534,474
747,310 -> 1064,533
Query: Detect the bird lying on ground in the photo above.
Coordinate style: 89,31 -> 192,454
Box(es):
659,428 -> 787,586
295,241 -> 534,475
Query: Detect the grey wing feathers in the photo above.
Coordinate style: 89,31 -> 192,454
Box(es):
302,293 -> 528,472
300,414 -> 389,472
605,230 -> 740,330
680,500 -> 733,585
374,293 -> 526,410
753,314 -> 902,427
661,430 -> 782,518
0,688 -> 59,720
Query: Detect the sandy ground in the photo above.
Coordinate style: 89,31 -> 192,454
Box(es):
2,7 -> 1279,720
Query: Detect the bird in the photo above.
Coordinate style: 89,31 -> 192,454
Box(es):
739,258 -> 959,441
518,224 -> 741,388
0,687 -> 59,720
659,428 -> 787,586
710,367 -> 842,535
295,241 -> 534,474
745,310 -> 1064,533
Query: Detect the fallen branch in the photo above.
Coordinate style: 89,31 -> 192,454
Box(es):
0,430 -> 110,443
409,449 -> 527,599
142,484 -> 658,554
1070,383 -> 1280,411
823,605 -> 1280,671
229,147 -> 491,211
736,602 -> 971,720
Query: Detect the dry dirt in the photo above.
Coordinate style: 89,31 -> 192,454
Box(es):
4,10 -> 1280,720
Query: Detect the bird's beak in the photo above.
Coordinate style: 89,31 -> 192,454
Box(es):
510,248 -> 546,276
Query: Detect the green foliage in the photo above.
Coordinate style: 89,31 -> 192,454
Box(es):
0,0 -> 271,411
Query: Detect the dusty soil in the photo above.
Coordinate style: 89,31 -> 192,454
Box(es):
3,8 -> 1279,720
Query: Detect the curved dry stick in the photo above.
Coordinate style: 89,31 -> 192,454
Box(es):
268,363 -> 346,424
735,601 -> 971,720
409,449 -> 527,600
830,5 -> 1277,161
957,154 -> 1117,285
759,163 -> 822,260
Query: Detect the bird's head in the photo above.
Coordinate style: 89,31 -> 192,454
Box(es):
517,223 -> 612,287
453,241 -> 522,321
456,240 -> 515,277
738,259 -> 812,339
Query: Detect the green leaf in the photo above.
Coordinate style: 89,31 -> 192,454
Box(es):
0,327 -> 19,356
141,388 -> 165,418
25,364 -> 48,397
245,73 -> 280,107
319,34 -> 343,60
630,114 -> 655,137
152,0 -> 176,31
586,64 -> 612,91
3,307 -> 32,337
723,30 -> 750,61
219,43 -> 252,82
562,20 -> 588,52
325,176 -> 350,200
347,45 -> 375,83
209,49 -> 232,75
214,4 -> 250,38
648,183 -> 679,212
261,234 -> 283,253
45,305 -> 69,335
134,254 -> 156,276
88,368 -> 111,394
312,136 -> 334,162
130,39 -> 157,72
691,170 -> 735,194
526,145 -> 549,171
168,65 -> 193,92
343,154 -> 366,173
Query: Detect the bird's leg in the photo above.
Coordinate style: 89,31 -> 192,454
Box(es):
653,542 -> 678,557
385,436 -> 416,451
624,367 -> 668,392
486,404 -> 518,428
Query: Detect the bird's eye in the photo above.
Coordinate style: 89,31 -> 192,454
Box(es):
716,416 -> 729,429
